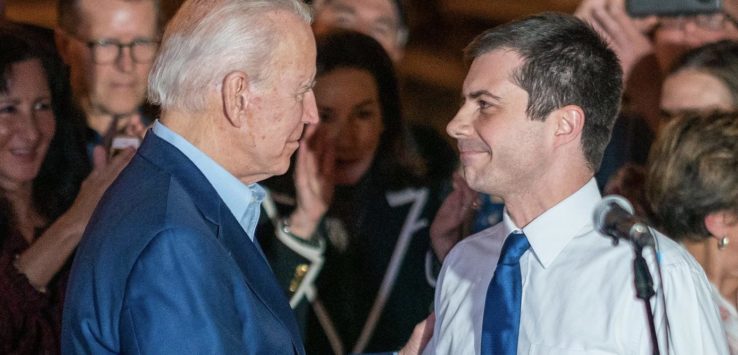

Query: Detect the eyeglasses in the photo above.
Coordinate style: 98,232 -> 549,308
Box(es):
659,12 -> 738,32
67,32 -> 159,64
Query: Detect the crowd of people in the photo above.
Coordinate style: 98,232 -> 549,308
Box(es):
1,0 -> 737,354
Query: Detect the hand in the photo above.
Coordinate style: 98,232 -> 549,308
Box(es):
122,113 -> 149,139
288,124 -> 335,238
575,0 -> 658,81
430,172 -> 479,262
64,145 -> 135,232
13,145 -> 135,290
398,313 -> 436,355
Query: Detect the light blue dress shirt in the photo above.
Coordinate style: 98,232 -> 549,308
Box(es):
152,121 -> 265,240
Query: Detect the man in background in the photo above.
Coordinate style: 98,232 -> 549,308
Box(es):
55,0 -> 159,153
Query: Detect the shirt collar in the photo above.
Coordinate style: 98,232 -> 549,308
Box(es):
502,178 -> 601,268
151,121 -> 265,240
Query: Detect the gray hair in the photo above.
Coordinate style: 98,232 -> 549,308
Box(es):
148,0 -> 312,113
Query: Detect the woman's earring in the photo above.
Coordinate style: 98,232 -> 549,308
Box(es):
718,236 -> 730,250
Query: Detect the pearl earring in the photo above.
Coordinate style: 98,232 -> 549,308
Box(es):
718,236 -> 730,250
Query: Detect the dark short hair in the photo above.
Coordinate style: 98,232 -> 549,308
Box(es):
669,40 -> 738,108
57,0 -> 161,34
646,112 -> 738,242
316,30 -> 425,187
464,12 -> 623,171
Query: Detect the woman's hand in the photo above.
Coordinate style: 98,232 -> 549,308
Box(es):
63,146 -> 135,232
429,172 -> 480,262
576,0 -> 658,82
287,124 -> 335,239
14,145 -> 134,290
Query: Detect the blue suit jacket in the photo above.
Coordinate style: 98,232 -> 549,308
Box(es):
62,133 -> 305,354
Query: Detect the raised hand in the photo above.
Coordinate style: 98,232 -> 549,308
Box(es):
576,0 -> 658,81
65,145 -> 135,226
287,124 -> 335,238
429,172 -> 480,262
14,145 -> 135,290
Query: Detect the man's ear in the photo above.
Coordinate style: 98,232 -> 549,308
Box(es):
54,29 -> 73,66
552,105 -> 585,148
221,71 -> 250,128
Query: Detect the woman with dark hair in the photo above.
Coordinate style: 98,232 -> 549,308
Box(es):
258,31 -> 448,354
0,26 -> 132,354
646,112 -> 738,353
661,40 -> 738,122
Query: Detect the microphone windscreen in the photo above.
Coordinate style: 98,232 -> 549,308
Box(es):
593,195 -> 635,233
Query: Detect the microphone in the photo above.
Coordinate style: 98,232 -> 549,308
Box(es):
593,195 -> 654,247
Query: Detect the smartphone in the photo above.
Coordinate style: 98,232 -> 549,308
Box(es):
626,0 -> 722,17
109,135 -> 141,158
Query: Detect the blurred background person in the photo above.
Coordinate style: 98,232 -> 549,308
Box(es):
313,0 -> 500,261
661,39 -> 738,121
604,40 -> 738,212
576,0 -> 738,189
54,0 -> 160,155
258,31 -> 446,354
311,0 -> 456,184
646,111 -> 738,353
312,0 -> 407,63
0,25 -> 132,355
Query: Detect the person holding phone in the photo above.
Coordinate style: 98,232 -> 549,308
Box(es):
576,0 -> 738,190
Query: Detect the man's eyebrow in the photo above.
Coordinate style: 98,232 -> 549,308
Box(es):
468,90 -> 501,101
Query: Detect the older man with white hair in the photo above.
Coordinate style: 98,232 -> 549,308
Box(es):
61,0 -> 319,353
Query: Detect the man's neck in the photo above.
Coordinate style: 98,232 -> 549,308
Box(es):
159,112 -> 272,186
503,168 -> 592,228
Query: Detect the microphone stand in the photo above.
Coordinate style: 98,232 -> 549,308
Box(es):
607,224 -> 660,355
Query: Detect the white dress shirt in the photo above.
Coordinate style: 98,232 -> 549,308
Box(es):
424,179 -> 728,354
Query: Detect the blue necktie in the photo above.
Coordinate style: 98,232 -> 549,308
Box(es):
481,232 -> 530,355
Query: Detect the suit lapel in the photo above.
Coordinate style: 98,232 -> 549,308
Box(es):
216,204 -> 304,352
137,133 -> 304,353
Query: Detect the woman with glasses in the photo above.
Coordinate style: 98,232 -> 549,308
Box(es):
646,112 -> 738,354
0,26 -> 131,354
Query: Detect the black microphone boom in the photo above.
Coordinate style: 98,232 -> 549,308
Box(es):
593,195 -> 654,247
594,195 -> 661,355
